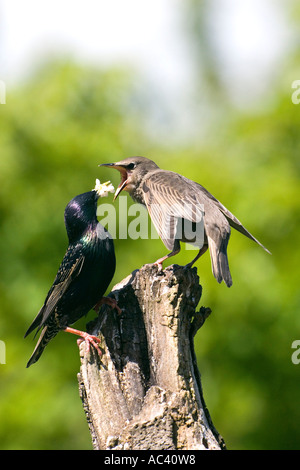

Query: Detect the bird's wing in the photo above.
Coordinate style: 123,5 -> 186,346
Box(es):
142,171 -> 206,250
24,247 -> 85,337
192,181 -> 271,254
142,170 -> 233,286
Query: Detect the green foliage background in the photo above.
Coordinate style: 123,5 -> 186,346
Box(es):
0,10 -> 300,450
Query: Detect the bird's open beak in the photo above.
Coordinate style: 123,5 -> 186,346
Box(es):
99,163 -> 128,201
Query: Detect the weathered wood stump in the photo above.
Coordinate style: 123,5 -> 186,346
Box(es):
77,264 -> 225,450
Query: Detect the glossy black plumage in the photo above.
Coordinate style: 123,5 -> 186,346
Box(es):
25,190 -> 116,367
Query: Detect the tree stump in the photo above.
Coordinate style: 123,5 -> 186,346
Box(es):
77,264 -> 226,450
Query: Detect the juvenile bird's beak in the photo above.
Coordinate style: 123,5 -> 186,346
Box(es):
99,163 -> 128,201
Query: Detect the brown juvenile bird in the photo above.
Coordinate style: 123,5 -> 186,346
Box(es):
100,157 -> 270,287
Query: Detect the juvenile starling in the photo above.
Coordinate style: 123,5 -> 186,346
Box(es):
25,180 -> 118,367
100,156 -> 270,287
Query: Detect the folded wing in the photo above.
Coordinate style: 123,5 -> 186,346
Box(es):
24,248 -> 85,338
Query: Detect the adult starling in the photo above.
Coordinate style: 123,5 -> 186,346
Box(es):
25,180 -> 118,367
100,156 -> 270,287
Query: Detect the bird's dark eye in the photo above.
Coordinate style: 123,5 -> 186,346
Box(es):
127,162 -> 136,170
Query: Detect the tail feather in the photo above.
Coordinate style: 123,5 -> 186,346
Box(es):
207,236 -> 232,288
26,324 -> 59,368
225,216 -> 271,255
219,249 -> 232,288
208,237 -> 222,284
24,305 -> 45,339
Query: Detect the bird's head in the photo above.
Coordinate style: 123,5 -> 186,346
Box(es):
65,180 -> 114,242
99,156 -> 159,200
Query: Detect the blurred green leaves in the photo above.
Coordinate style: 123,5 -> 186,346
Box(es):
0,61 -> 149,450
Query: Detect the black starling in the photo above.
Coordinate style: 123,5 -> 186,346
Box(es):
25,180 -> 118,367
100,157 -> 270,287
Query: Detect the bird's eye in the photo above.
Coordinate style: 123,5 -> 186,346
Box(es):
127,163 -> 136,170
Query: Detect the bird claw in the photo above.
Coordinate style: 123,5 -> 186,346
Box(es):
153,260 -> 164,271
184,261 -> 194,269
81,333 -> 103,357
94,296 -> 122,315
65,327 -> 102,357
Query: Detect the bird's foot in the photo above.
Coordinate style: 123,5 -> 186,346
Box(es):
93,296 -> 122,315
184,261 -> 195,269
152,259 -> 164,271
64,327 -> 102,357
153,248 -> 180,271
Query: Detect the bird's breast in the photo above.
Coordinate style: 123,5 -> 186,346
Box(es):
130,184 -> 146,205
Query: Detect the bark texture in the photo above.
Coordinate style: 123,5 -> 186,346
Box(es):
77,264 -> 226,450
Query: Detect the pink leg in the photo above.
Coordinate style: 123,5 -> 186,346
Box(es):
153,247 -> 181,269
64,327 -> 102,357
93,296 -> 122,315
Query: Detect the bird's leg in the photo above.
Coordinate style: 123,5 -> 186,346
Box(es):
153,241 -> 181,269
64,327 -> 102,357
185,244 -> 208,269
93,296 -> 122,315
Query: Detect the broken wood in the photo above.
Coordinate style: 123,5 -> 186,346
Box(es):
77,264 -> 226,450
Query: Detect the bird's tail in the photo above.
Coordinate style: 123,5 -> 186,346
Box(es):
208,236 -> 233,288
26,324 -> 58,368
225,214 -> 271,254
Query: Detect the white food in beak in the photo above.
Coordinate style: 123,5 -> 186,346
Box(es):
94,179 -> 115,197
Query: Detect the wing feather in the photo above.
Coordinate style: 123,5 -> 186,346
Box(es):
143,170 -> 270,254
142,171 -> 205,250
24,249 -> 85,337
191,180 -> 271,253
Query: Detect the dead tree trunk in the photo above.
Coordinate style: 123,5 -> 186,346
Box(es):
77,264 -> 226,450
